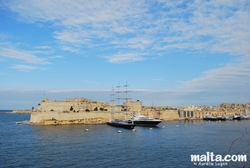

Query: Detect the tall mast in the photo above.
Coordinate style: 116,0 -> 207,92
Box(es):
124,83 -> 131,120
116,84 -> 121,119
110,87 -> 115,121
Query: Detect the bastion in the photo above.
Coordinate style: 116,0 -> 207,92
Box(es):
29,98 -> 179,125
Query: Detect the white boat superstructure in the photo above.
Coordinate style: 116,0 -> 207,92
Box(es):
131,111 -> 161,127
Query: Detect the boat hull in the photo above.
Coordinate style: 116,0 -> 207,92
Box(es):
216,117 -> 227,121
203,118 -> 217,121
233,116 -> 241,120
107,122 -> 135,129
133,120 -> 161,127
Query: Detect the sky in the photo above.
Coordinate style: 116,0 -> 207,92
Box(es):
0,0 -> 249,109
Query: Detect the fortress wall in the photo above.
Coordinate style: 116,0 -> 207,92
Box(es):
30,111 -> 112,125
30,112 -> 59,123
37,102 -> 72,112
37,101 -> 111,112
140,109 -> 179,120
57,112 -> 111,121
125,99 -> 142,112
30,110 -> 138,125
160,110 -> 179,120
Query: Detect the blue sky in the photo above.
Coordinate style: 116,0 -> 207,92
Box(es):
0,0 -> 249,109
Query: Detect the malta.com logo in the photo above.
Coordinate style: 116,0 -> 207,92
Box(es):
191,152 -> 247,167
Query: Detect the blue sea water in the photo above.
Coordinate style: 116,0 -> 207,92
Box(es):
0,110 -> 249,168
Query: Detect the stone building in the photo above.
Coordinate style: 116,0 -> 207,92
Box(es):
178,103 -> 250,119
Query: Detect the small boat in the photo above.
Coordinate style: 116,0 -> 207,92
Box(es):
107,119 -> 135,129
233,115 -> 241,120
222,115 -> 229,120
240,115 -> 249,120
130,112 -> 161,127
217,115 -> 228,121
203,114 -> 217,121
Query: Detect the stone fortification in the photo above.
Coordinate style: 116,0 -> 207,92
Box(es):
31,98 -> 114,125
140,106 -> 179,120
30,97 -> 179,125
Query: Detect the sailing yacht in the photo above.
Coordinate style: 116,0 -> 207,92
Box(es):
107,85 -> 135,129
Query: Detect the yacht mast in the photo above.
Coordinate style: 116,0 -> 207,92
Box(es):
124,83 -> 131,120
116,84 -> 122,120
110,87 -> 115,121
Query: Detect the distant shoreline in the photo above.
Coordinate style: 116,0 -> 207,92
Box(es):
12,110 -> 32,114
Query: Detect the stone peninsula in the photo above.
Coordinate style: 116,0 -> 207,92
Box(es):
13,109 -> 32,114
29,97 -> 250,125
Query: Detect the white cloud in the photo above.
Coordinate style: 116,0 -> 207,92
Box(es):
1,0 -> 249,107
112,36 -> 153,50
48,55 -> 64,59
54,30 -> 89,44
33,46 -> 51,49
83,80 -> 99,85
0,33 -> 10,39
0,48 -> 49,64
61,46 -> 80,53
105,53 -> 145,63
163,0 -> 250,56
11,64 -> 41,71
4,0 -> 146,25
4,0 -> 249,62
183,55 -> 250,91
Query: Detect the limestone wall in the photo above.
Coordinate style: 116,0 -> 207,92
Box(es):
32,98 -> 146,125
30,111 -> 112,125
124,99 -> 142,112
140,109 -> 179,120
160,110 -> 179,120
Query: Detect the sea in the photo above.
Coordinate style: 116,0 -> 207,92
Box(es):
0,110 -> 249,168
